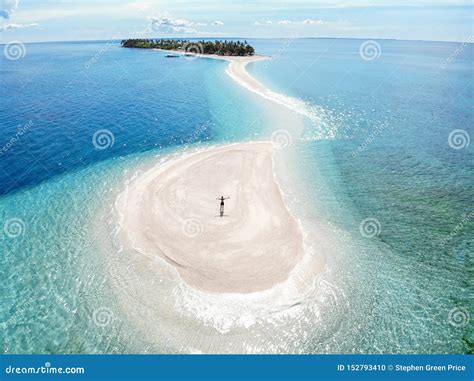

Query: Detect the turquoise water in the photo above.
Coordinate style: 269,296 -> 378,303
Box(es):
0,39 -> 472,354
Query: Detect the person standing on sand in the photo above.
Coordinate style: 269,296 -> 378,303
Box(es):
217,196 -> 230,217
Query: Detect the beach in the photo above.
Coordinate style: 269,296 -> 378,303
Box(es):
117,142 -> 305,293
157,49 -> 271,95
156,49 -> 321,127
205,53 -> 324,126
204,54 -> 271,96
2,39 -> 470,354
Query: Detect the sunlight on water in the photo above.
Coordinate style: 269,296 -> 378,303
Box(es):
0,39 -> 471,354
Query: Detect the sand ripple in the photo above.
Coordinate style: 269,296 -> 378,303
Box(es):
117,142 -> 305,293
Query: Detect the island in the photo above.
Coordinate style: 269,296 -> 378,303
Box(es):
117,142 -> 307,293
120,39 -> 255,56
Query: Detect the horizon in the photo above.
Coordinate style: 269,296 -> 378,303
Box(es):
0,1 -> 473,44
2,36 -> 473,46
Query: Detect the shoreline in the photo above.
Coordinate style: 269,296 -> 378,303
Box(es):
119,49 -> 319,295
117,142 -> 306,293
155,48 -> 274,101
155,48 -> 322,127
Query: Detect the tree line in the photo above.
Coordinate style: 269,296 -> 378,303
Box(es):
121,39 -> 255,56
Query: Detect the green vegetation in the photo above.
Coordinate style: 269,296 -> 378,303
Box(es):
120,39 -> 255,56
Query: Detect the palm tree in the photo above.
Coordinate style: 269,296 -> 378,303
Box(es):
121,39 -> 255,56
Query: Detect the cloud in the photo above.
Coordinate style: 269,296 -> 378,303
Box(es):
0,0 -> 19,19
253,20 -> 274,26
303,19 -> 325,25
149,15 -> 217,34
0,22 -> 38,31
301,19 -> 352,28
278,20 -> 293,25
150,16 -> 197,33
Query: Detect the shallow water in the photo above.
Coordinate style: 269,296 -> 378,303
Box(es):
0,39 -> 472,354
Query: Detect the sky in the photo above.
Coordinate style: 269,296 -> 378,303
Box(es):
0,0 -> 472,43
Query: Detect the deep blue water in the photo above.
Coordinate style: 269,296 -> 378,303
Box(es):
0,41 -> 262,195
0,39 -> 472,354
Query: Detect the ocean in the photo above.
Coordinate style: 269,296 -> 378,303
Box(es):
0,38 -> 472,354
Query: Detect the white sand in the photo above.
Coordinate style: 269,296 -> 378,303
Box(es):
116,49 -> 312,294
156,49 -> 271,95
157,50 -> 319,124
196,52 -> 323,125
206,55 -> 271,96
118,142 -> 305,293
